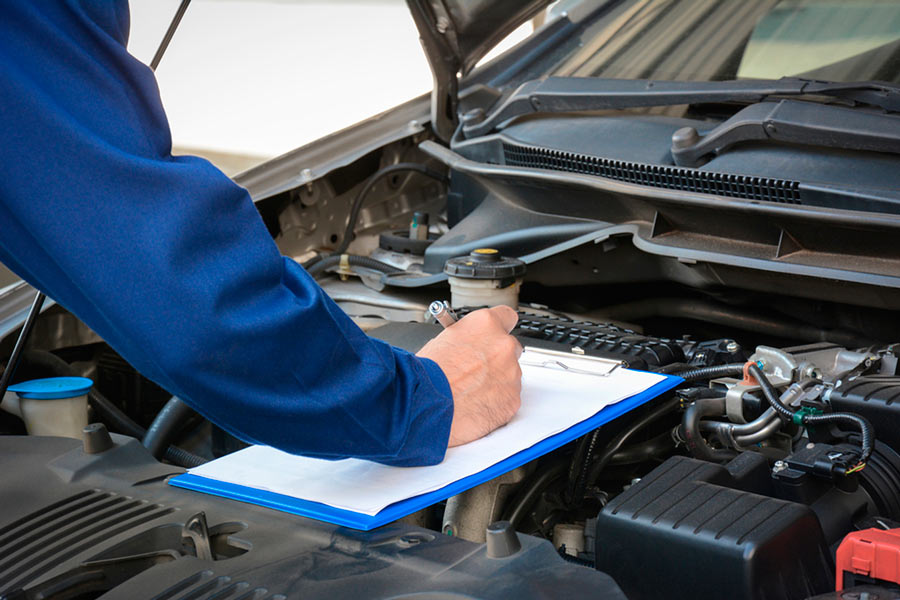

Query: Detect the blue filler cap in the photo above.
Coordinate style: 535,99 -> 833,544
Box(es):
8,377 -> 93,400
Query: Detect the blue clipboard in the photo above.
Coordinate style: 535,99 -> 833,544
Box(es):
169,372 -> 681,531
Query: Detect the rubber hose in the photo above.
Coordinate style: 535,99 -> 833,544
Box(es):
164,445 -> 208,468
674,363 -> 745,382
608,431 -> 675,465
680,397 -> 736,462
143,396 -> 197,459
88,390 -> 146,439
748,363 -> 795,421
302,254 -> 323,270
580,398 -> 680,495
557,549 -> 594,568
505,462 -> 569,529
566,430 -> 599,505
305,255 -> 403,279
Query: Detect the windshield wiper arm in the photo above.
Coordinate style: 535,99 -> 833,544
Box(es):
670,99 -> 900,167
462,76 -> 900,139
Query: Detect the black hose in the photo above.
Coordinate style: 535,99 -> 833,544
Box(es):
557,548 -> 593,567
505,462 -> 569,529
305,255 -> 403,279
332,163 -> 448,256
748,363 -> 795,421
608,431 -> 675,465
0,292 -> 46,401
566,431 -> 599,505
568,403 -> 677,504
143,396 -> 197,459
164,445 -> 208,468
302,254 -> 324,270
89,390 -> 145,439
674,363 -> 745,382
576,398 -> 680,502
680,397 -> 737,462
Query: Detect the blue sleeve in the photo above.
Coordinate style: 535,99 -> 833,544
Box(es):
0,1 -> 453,466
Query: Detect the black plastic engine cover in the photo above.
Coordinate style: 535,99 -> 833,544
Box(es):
594,455 -> 834,600
0,435 -> 626,600
829,376 -> 900,451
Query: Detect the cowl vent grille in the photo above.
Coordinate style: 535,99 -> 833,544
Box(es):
502,142 -> 802,204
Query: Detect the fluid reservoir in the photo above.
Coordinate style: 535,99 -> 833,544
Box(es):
443,249 -> 526,309
3,376 -> 92,438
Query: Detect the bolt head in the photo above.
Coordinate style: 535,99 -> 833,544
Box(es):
725,340 -> 740,353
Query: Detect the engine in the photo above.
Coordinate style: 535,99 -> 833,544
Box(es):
4,155 -> 900,599
369,292 -> 900,600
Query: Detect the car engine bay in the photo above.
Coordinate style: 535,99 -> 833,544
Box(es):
3,126 -> 900,597
4,0 -> 900,597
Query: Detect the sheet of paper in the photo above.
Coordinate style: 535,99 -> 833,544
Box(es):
188,350 -> 665,516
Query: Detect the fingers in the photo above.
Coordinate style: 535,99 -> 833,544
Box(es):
504,332 -> 524,359
486,305 -> 519,333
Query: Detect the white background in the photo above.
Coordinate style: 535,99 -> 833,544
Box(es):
127,0 -> 531,173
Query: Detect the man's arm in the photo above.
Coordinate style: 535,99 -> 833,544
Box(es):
0,1 -> 465,465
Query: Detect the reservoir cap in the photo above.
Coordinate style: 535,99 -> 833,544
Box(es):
8,377 -> 93,400
444,249 -> 526,280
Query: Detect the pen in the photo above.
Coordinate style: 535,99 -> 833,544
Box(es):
428,300 -> 458,329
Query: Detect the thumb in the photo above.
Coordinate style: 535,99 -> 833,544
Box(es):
487,305 -> 519,333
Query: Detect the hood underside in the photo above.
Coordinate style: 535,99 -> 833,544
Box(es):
405,0 -> 553,141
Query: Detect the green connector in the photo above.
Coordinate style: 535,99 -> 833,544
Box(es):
792,406 -> 823,425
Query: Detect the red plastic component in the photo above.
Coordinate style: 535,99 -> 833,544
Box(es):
836,528 -> 900,590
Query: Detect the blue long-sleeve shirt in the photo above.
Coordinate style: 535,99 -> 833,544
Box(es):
0,1 -> 453,466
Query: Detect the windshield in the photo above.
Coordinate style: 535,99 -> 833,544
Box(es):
554,0 -> 900,82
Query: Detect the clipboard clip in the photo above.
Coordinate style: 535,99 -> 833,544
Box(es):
520,346 -> 625,378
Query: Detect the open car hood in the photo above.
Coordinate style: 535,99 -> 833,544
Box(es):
405,0 -> 552,141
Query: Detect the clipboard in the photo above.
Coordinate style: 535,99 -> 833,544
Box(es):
169,352 -> 682,531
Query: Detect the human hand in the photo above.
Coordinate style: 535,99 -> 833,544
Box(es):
417,305 -> 523,447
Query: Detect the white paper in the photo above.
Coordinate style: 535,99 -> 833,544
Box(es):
188,350 -> 665,516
